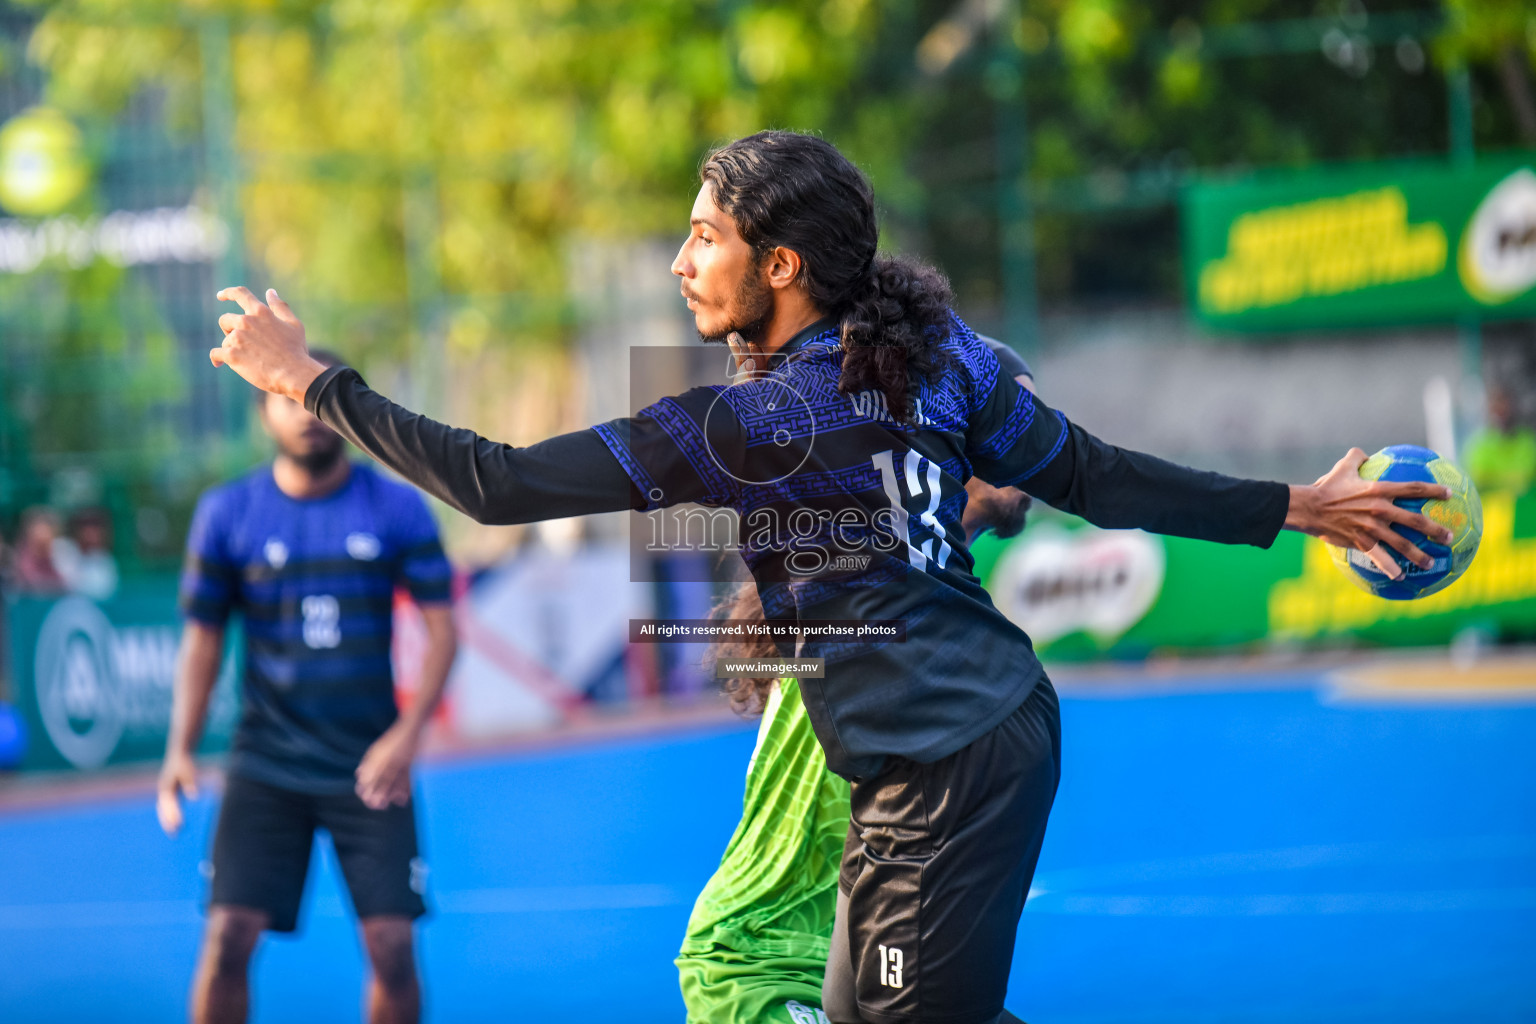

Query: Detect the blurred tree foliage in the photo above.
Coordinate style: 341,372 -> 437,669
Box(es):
1440,0 -> 1536,142
16,0 -> 902,358
0,263 -> 182,468
12,0 -> 1536,326
910,0 -> 1534,307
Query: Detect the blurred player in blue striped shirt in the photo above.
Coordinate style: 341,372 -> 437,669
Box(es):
157,350 -> 457,1024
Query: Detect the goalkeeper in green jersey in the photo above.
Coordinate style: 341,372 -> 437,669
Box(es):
676,352 -> 1037,1024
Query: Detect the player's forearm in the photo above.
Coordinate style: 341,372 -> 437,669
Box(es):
1283,484 -> 1321,535
305,366 -> 642,525
165,623 -> 225,759
399,611 -> 456,735
1032,421 -> 1290,547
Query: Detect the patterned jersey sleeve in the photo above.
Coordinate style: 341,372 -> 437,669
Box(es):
964,339 -> 1068,490
179,488 -> 239,626
963,339 -> 1289,547
591,385 -> 745,511
393,488 -> 453,605
975,333 -> 1033,382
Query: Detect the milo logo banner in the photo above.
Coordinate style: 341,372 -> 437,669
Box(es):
1184,155 -> 1536,330
5,583 -> 240,772
974,491 -> 1536,660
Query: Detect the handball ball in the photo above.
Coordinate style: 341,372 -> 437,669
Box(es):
1328,445 -> 1483,601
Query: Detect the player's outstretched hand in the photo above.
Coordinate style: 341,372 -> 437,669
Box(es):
212,286 -> 327,402
1285,448 -> 1454,579
156,750 -> 199,838
356,721 -> 419,811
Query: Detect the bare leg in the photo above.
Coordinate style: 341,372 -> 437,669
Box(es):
192,905 -> 267,1024
361,916 -> 420,1024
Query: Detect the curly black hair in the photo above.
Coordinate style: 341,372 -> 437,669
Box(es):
706,582 -> 780,717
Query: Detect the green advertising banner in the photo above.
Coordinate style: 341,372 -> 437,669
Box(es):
1183,155 -> 1536,330
973,489 -> 1536,659
5,577 -> 240,772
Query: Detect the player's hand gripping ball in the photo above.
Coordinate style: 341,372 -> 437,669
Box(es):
1329,445 -> 1482,600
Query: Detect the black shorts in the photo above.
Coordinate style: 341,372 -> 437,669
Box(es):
837,678 -> 1061,1024
208,773 -> 428,933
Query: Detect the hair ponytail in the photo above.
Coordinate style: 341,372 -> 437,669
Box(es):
837,254 -> 953,424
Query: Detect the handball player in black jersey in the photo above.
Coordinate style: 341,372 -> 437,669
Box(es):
207,131 -> 1452,1024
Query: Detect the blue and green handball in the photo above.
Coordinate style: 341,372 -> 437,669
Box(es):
1328,445 -> 1483,601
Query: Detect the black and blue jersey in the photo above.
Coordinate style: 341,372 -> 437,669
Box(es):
180,463 -> 452,791
304,313 -> 1286,779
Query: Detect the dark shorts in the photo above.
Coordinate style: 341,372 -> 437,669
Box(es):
836,679 -> 1061,1024
208,773 -> 428,933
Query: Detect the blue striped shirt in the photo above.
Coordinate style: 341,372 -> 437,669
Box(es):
180,463 -> 451,791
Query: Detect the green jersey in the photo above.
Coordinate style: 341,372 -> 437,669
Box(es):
677,679 -> 851,1023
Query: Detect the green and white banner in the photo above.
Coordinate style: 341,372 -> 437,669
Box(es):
5,579 -> 240,772
973,490 -> 1536,659
1183,155 -> 1536,330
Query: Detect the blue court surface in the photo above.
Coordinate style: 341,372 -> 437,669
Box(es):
2,660 -> 1533,1023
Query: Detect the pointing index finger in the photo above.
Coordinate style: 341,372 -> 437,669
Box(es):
216,285 -> 265,314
